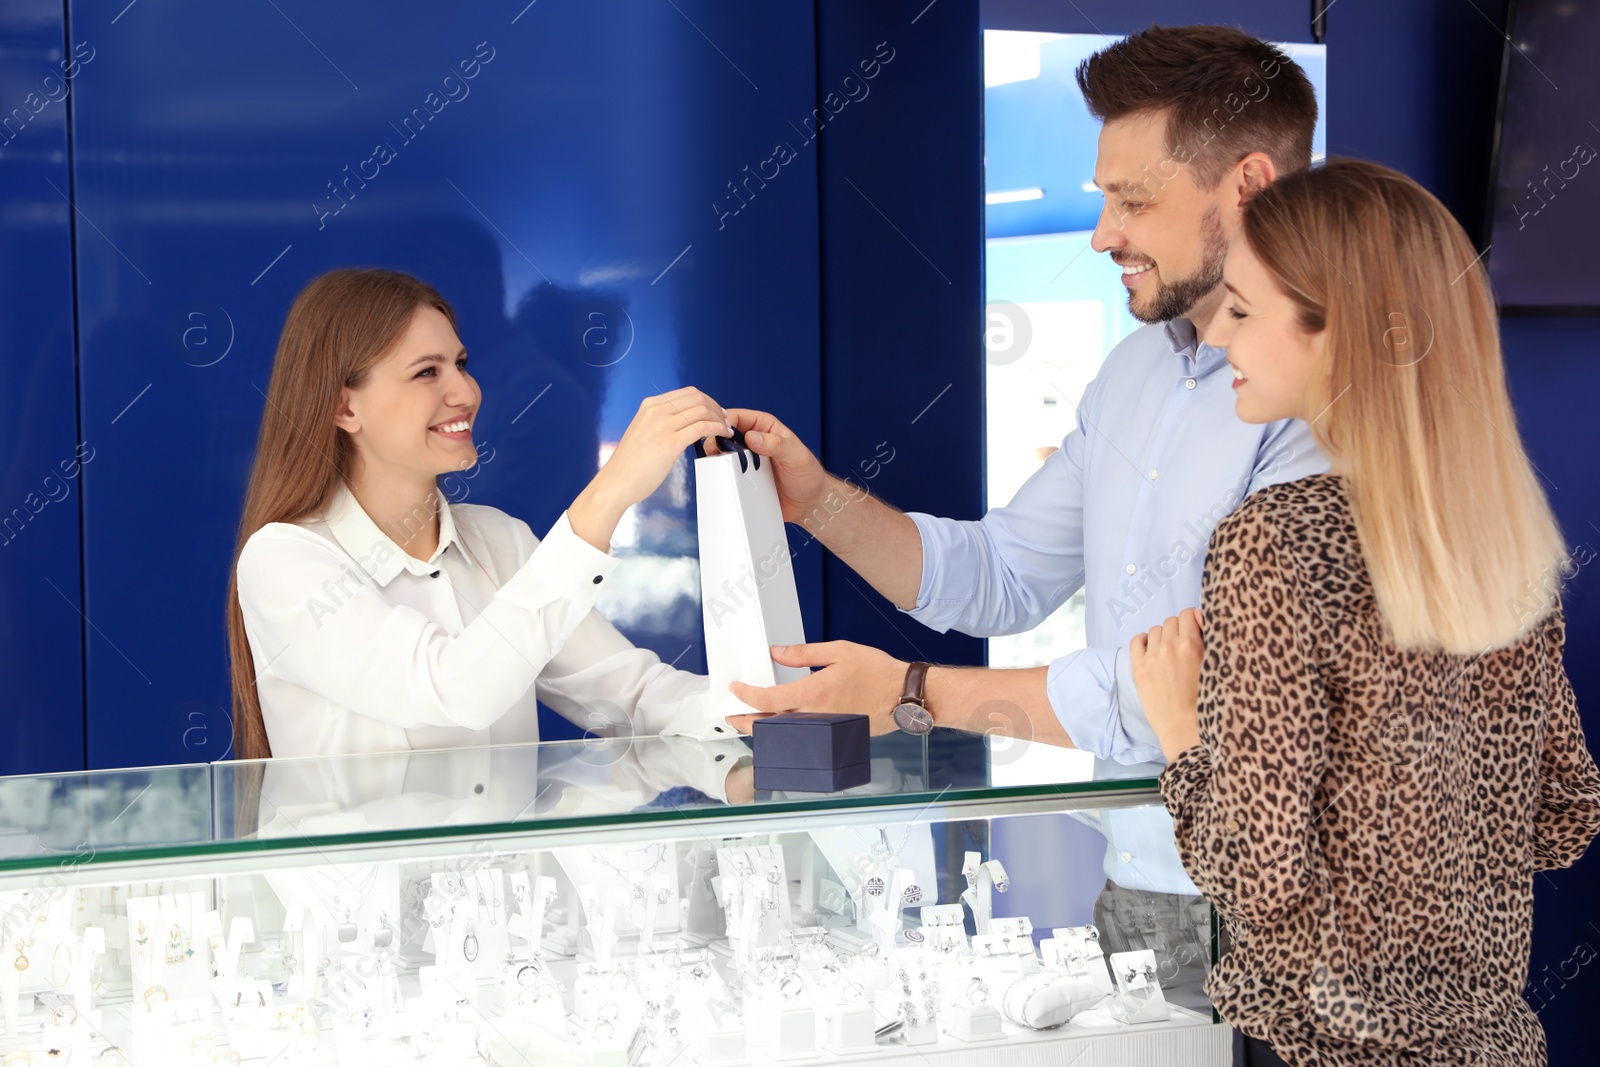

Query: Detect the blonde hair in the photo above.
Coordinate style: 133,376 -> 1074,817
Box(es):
1242,159 -> 1566,653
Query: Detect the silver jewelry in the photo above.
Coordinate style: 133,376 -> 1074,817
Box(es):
778,973 -> 805,1000
966,978 -> 989,1005
462,920 -> 479,963
865,877 -> 885,897
373,913 -> 393,949
901,883 -> 923,905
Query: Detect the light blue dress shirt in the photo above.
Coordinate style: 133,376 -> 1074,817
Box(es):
905,318 -> 1330,895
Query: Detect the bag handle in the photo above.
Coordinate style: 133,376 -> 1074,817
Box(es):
692,428 -> 761,473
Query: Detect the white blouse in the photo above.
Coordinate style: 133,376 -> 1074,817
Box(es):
236,485 -> 735,772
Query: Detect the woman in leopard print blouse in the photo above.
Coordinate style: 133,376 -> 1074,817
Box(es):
1130,159 -> 1600,1066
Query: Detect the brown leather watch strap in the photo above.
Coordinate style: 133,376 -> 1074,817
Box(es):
901,661 -> 932,708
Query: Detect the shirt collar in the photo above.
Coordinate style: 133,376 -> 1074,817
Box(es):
1162,316 -> 1229,375
322,483 -> 478,586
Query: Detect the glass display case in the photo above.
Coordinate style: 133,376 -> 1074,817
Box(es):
0,732 -> 1227,1066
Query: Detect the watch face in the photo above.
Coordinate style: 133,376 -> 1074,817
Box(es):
892,702 -> 934,736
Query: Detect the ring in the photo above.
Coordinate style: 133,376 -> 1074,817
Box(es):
213,1053 -> 243,1067
189,1034 -> 215,1056
516,963 -> 540,987
143,985 -> 169,1009
5,1055 -> 32,1067
609,970 -> 630,993
53,1004 -> 79,1027
966,978 -> 989,1005
778,973 -> 805,1000
97,1050 -> 127,1067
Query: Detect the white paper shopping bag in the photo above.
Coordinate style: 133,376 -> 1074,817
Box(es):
695,434 -> 808,720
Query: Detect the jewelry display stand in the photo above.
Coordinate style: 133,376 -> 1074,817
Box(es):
1110,949 -> 1171,1024
0,742 -> 1228,1067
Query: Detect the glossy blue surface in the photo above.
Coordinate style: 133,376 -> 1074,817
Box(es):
65,0 -> 821,766
0,0 -> 86,774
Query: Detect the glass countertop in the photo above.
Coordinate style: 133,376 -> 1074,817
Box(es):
0,730 -> 1162,877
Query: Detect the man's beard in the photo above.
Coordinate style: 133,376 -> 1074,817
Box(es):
1127,206 -> 1226,324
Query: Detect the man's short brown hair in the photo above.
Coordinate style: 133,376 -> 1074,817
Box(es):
1076,24 -> 1317,190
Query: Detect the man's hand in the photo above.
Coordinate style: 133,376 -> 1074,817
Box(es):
727,641 -> 907,736
1128,608 -> 1205,761
723,408 -> 829,525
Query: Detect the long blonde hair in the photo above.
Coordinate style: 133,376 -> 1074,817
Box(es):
1242,159 -> 1565,654
227,269 -> 459,759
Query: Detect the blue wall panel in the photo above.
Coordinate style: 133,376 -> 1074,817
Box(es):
67,0 -> 821,766
0,0 -> 87,774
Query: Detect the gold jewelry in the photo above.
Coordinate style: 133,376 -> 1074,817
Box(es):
188,1035 -> 214,1058
53,1003 -> 79,1027
143,984 -> 169,1010
4,1054 -> 32,1067
165,923 -> 188,965
50,943 -> 73,991
212,1053 -> 242,1067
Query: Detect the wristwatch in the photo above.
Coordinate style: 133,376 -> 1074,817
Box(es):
891,662 -> 935,735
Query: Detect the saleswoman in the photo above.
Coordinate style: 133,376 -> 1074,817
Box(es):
1130,161 -> 1600,1066
228,268 -> 736,762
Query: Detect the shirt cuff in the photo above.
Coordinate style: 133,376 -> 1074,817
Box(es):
496,511 -> 621,613
1111,644 -> 1166,757
898,511 -> 973,632
1158,743 -> 1210,818
1046,649 -> 1165,765
653,680 -> 741,742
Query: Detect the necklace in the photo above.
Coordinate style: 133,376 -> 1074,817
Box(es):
159,896 -> 194,965
10,891 -> 51,971
587,845 -> 669,893
302,866 -> 381,943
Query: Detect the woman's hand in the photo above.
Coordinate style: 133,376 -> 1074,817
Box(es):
569,387 -> 732,551
1129,608 -> 1205,762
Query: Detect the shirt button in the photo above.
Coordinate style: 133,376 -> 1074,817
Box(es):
714,726 -> 726,733
1185,378 -> 1196,390
1147,469 -> 1158,480
1120,851 -> 1133,864
1125,564 -> 1137,575
592,575 -> 603,585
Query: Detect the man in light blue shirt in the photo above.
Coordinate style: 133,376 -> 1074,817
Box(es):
727,26 -> 1327,1008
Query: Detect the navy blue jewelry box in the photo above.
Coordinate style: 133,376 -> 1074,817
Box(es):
752,713 -> 871,793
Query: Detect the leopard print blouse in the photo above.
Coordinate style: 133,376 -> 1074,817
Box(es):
1161,473 -> 1600,1066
